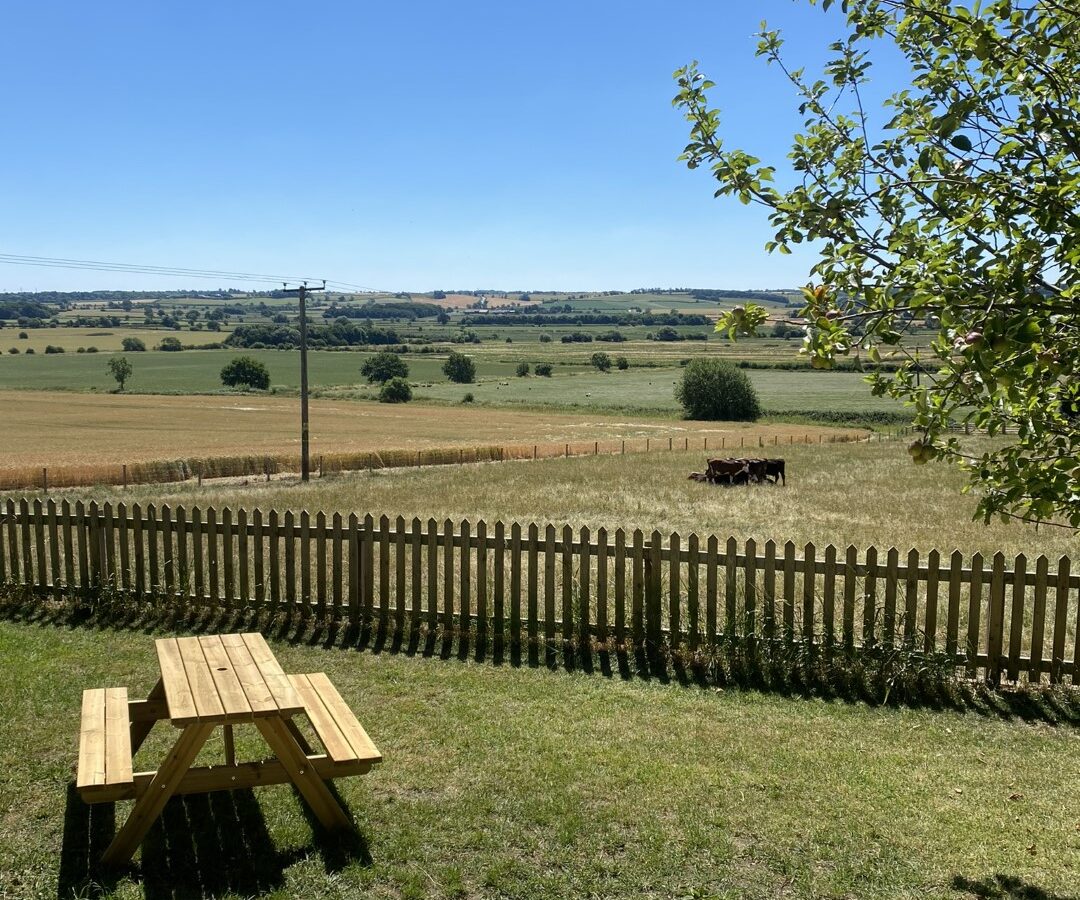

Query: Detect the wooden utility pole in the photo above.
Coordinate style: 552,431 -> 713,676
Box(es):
282,280 -> 325,481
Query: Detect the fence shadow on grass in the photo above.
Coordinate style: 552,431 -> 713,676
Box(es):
951,874 -> 1078,900
5,593 -> 1080,729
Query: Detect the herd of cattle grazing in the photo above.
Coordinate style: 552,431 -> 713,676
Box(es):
689,457 -> 787,486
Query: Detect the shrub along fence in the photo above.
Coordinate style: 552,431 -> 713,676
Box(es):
1,498 -> 1076,687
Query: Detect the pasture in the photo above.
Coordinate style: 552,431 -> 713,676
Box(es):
0,325 -> 228,354
1,619 -> 1077,900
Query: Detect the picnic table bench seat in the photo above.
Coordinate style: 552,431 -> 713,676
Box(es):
288,672 -> 382,769
77,687 -> 134,802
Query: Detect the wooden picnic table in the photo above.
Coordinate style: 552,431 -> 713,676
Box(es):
76,632 -> 381,866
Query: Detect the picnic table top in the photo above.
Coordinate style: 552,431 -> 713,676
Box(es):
155,632 -> 305,726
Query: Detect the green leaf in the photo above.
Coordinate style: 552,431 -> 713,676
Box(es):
950,134 -> 973,152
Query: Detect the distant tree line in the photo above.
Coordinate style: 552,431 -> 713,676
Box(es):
225,321 -> 401,349
460,311 -> 710,327
323,302 -> 443,321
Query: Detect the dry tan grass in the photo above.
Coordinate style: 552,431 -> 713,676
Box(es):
0,390 -> 859,487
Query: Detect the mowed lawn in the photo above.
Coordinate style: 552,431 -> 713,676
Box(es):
0,619 -> 1076,900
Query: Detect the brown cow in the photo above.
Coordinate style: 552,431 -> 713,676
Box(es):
764,458 -> 786,485
706,458 -> 746,484
745,459 -> 768,483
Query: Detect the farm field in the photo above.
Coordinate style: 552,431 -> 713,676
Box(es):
1,620 -> 1077,900
31,438 -> 1077,562
0,389 -> 849,474
1,325 -> 230,353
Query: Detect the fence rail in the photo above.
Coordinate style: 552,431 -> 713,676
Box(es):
1,498 -> 1076,686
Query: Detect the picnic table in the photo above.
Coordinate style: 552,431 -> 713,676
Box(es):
75,632 -> 381,866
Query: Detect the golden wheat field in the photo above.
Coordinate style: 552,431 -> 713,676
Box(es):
0,390 -> 860,485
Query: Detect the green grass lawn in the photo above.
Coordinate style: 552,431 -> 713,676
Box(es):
0,616 -> 1077,900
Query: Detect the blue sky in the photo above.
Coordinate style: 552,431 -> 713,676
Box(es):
0,1 -> 897,293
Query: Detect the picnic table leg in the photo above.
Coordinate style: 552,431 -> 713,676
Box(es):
223,724 -> 236,767
255,717 -> 352,831
129,678 -> 165,755
102,722 -> 214,866
284,718 -> 314,755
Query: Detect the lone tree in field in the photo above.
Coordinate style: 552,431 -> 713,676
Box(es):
443,351 -> 476,384
360,350 -> 409,384
378,376 -> 413,403
515,362 -> 530,377
220,356 -> 270,391
675,358 -> 760,421
107,356 -> 132,392
674,0 -> 1080,525
121,336 -> 146,352
590,351 -> 612,372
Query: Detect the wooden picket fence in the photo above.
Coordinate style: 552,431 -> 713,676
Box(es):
1,497 -> 1077,687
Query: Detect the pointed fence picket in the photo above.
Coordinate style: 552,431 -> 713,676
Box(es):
0,500 -> 1077,686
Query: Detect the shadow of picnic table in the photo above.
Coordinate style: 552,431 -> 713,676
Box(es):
951,874 -> 1078,900
57,782 -> 370,899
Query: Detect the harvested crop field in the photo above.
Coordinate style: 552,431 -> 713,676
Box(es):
0,390 -> 860,477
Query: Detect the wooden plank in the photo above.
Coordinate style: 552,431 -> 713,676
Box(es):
172,505 -> 184,600
284,510 -> 296,612
252,508 -> 265,608
100,501 -> 116,593
986,552 -> 1007,684
822,544 -> 835,646
1028,555 -> 1049,683
300,510 -> 312,618
3,499 -> 17,584
20,498 -> 32,587
544,524 -> 557,649
803,542 -> 817,644
288,674 -> 357,763
269,509 -> 282,615
597,527 -> 609,645
477,519 -> 488,639
316,511 -> 328,619
347,513 -> 359,624
379,515 -> 391,627
63,499 -> 75,594
176,636 -> 227,722
426,517 -> 438,632
332,512 -> 344,621
77,689 -> 107,789
130,502 -> 144,599
205,506 -> 219,608
240,632 -> 303,714
966,552 -> 985,676
411,516 -> 423,631
161,504 -> 175,599
443,518 -> 455,633
32,499 -> 47,591
528,523 -> 539,646
1050,556 -> 1070,683
238,507 -> 250,605
763,540 -> 777,642
782,541 -> 796,643
669,531 -> 681,649
904,548 -> 919,647
646,530 -> 662,654
946,549 -> 963,658
219,632 -> 278,715
883,546 -> 898,646
842,545 -> 857,648
632,529 -> 644,647
614,528 -> 626,647
47,499 -> 61,600
1007,554 -> 1027,682
364,513 -> 376,626
199,634 -> 253,719
511,522 -> 523,646
155,637 -> 198,725
223,506 -> 235,608
190,506 -> 203,604
146,503 -> 159,597
492,520 -> 504,643
725,536 -> 737,638
104,687 -> 132,786
462,520 -> 473,635
396,515 -> 407,632
687,533 -> 699,651
0,499 -> 7,585
862,546 -> 878,649
1072,568 -> 1080,687
302,672 -> 382,763
924,549 -> 940,655
561,524 -> 573,647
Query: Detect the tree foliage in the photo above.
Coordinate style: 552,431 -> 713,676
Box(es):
378,376 -> 413,403
220,356 -> 270,391
107,356 -> 132,392
675,358 -> 761,421
121,337 -> 146,352
590,351 -> 612,372
675,0 -> 1080,525
360,350 -> 409,383
443,351 -> 476,384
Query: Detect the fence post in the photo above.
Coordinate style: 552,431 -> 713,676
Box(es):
319,455 -> 324,478
645,531 -> 663,666
42,468 -> 47,494
594,441 -> 598,455
122,464 -> 128,488
621,440 -> 625,454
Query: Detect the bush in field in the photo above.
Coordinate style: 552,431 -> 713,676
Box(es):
378,376 -> 412,403
158,336 -> 183,351
220,356 -> 270,390
18,332 -> 28,339
107,356 -> 132,392
86,346 -> 99,353
462,392 -> 475,403
539,334 -> 553,343
361,350 -> 409,383
616,355 -> 629,370
535,363 -> 553,377
675,358 -> 760,421
44,345 -> 64,354
590,351 -> 612,372
515,362 -> 530,377
443,351 -> 476,383
121,337 -> 146,351
8,347 -> 18,354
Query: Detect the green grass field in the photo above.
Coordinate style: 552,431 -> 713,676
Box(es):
1,618 -> 1076,900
